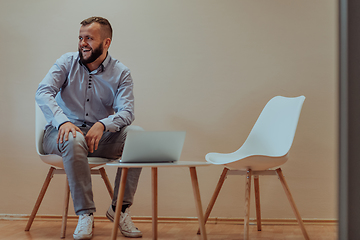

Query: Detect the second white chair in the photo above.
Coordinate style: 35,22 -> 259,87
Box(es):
199,96 -> 309,240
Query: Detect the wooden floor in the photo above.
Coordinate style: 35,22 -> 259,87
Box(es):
0,219 -> 337,240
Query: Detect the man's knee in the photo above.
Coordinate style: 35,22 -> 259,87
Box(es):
60,133 -> 88,154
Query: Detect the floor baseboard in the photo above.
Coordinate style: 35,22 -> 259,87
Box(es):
0,214 -> 337,225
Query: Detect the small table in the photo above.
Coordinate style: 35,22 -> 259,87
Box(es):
106,161 -> 210,240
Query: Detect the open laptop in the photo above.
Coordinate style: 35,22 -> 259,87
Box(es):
119,131 -> 186,163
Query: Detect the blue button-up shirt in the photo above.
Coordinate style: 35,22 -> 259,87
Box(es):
35,52 -> 135,132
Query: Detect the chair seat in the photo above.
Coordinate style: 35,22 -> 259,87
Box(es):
39,154 -> 113,169
205,152 -> 288,171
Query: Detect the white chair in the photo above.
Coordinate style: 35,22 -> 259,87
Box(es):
199,96 -> 309,240
25,104 -> 115,238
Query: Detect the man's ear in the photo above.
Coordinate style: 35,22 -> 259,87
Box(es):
104,38 -> 111,49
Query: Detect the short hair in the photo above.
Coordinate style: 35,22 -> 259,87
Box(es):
80,16 -> 113,40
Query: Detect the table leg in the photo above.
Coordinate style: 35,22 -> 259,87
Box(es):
189,167 -> 207,240
111,168 -> 129,240
151,167 -> 158,240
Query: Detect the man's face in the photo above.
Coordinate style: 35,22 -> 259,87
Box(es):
78,23 -> 104,65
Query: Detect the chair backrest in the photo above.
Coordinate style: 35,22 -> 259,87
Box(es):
237,95 -> 305,158
35,103 -> 48,156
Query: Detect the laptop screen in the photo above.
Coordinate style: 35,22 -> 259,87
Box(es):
120,131 -> 186,163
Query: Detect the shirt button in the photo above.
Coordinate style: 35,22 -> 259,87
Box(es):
87,99 -> 89,102
86,113 -> 88,116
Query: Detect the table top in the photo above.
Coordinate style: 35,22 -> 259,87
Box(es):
106,160 -> 211,168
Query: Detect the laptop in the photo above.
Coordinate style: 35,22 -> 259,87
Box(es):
119,131 -> 186,163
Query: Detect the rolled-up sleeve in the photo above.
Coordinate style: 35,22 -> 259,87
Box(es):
35,54 -> 71,129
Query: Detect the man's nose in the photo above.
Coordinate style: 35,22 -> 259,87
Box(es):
79,39 -> 87,47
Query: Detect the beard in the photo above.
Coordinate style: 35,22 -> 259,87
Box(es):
79,42 -> 104,65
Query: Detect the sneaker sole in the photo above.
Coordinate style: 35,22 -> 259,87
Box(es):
73,233 -> 93,240
106,210 -> 114,222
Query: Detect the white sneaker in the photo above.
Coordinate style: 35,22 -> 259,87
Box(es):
73,213 -> 94,240
106,206 -> 142,238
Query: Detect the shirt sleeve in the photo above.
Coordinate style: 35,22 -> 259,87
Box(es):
99,70 -> 135,132
35,54 -> 71,129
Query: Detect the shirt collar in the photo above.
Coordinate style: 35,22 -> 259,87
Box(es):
102,52 -> 111,70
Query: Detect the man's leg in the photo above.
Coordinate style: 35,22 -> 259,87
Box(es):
90,125 -> 143,238
43,125 -> 95,215
43,126 -> 95,239
112,168 -> 142,209
89,125 -> 143,208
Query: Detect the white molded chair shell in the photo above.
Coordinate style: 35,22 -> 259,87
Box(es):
205,96 -> 305,171
35,104 -> 111,169
28,104 -> 117,238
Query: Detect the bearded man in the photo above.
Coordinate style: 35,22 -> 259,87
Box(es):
35,16 -> 142,239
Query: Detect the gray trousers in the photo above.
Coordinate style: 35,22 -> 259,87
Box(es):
43,124 -> 142,215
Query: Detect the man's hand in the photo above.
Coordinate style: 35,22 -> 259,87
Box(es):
57,122 -> 83,144
85,122 -> 105,153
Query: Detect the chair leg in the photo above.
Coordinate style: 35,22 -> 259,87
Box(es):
276,168 -> 310,240
254,175 -> 261,231
197,167 -> 229,234
244,169 -> 252,240
60,177 -> 70,239
98,167 -> 114,199
25,167 -> 56,231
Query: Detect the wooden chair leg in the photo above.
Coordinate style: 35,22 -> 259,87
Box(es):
244,169 -> 252,240
98,167 -> 114,199
276,168 -> 310,240
197,167 -> 229,234
25,167 -> 56,231
254,175 -> 261,231
60,178 -> 70,239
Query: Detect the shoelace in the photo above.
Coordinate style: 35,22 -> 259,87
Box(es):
77,215 -> 92,233
121,212 -> 137,231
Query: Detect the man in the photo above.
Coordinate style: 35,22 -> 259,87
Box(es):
35,17 -> 142,239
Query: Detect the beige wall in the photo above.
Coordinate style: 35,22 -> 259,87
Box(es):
0,0 -> 337,220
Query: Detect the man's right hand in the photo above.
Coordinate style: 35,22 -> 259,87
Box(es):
57,122 -> 83,144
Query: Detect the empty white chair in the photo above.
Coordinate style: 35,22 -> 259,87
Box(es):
200,96 -> 309,240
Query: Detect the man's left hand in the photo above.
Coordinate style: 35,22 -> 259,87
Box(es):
85,122 -> 105,153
